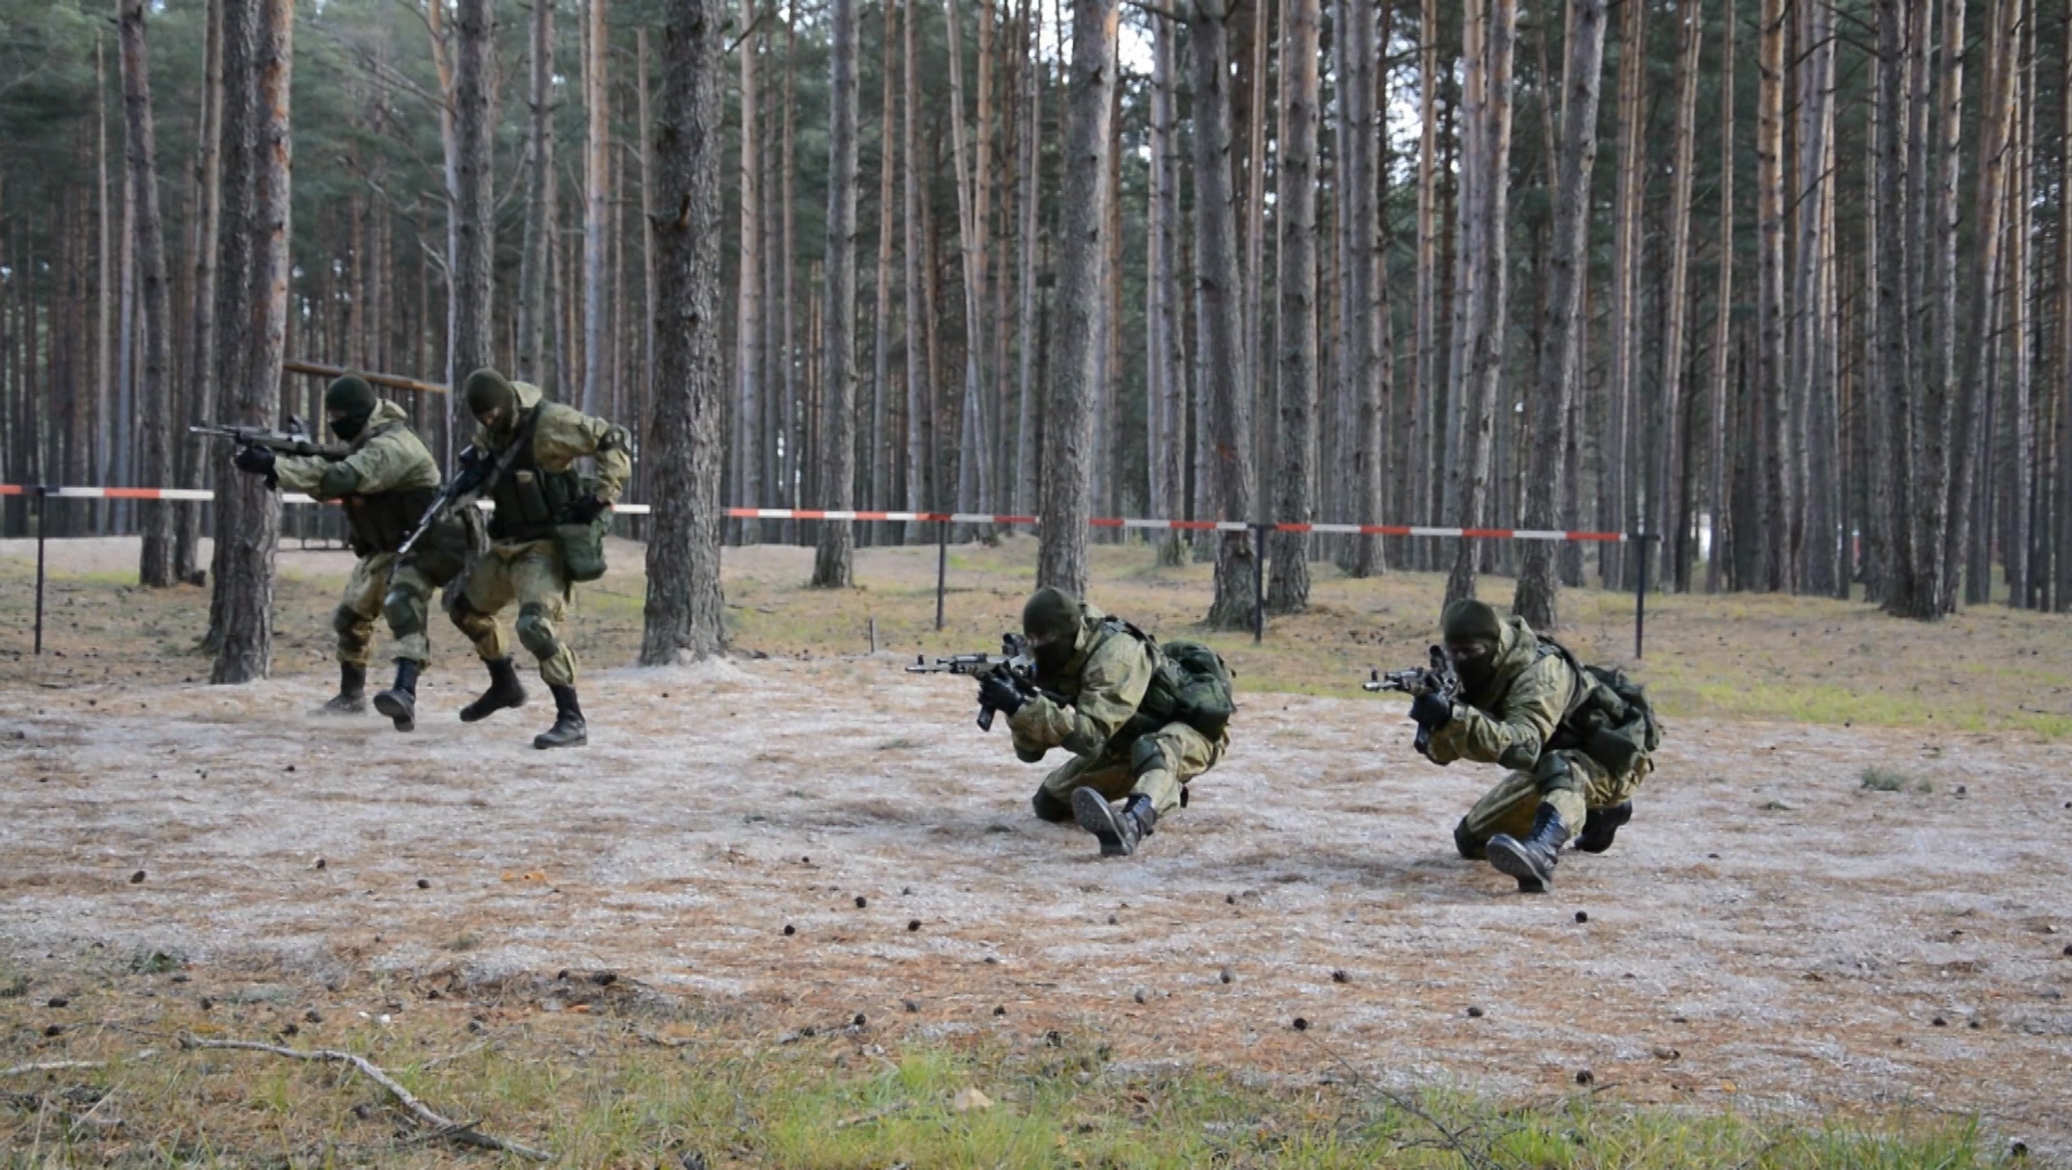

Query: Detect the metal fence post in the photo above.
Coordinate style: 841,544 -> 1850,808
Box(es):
934,518 -> 949,632
1634,530 -> 1654,659
33,484 -> 49,656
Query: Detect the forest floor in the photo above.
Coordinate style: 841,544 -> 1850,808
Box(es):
2,534 -> 2070,1166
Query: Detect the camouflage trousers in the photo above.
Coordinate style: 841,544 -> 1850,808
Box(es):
447,540 -> 579,687
1457,748 -> 1650,849
1038,721 -> 1226,817
333,552 -> 445,668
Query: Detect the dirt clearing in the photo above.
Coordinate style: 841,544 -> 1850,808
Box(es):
5,650 -> 2071,1158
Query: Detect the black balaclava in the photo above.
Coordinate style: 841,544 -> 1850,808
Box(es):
1022,586 -> 1083,679
323,376 -> 378,442
462,368 -> 521,438
1440,598 -> 1505,699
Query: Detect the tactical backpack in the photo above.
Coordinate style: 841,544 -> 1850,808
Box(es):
1541,637 -> 1661,776
1106,620 -> 1237,742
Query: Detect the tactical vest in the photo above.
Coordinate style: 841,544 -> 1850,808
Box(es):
486,408 -> 585,543
343,485 -> 441,556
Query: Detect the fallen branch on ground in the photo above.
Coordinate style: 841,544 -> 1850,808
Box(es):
179,1033 -> 550,1162
1,1061 -> 104,1078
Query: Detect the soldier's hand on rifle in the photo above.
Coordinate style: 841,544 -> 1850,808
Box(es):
977,670 -> 1026,718
233,444 -> 275,476
563,495 -> 611,525
1409,690 -> 1454,731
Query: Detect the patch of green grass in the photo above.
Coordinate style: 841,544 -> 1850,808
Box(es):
1860,767 -> 1932,794
446,931 -> 483,952
125,947 -> 186,975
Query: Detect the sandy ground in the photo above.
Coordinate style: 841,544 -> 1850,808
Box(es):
5,653 -> 2071,1158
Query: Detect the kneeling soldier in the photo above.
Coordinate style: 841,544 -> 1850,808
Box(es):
229,375 -> 469,727
988,587 -> 1234,857
1410,599 -> 1658,892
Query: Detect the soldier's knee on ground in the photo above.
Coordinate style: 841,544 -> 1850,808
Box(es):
1455,817 -> 1485,860
515,602 -> 562,659
1031,785 -> 1072,823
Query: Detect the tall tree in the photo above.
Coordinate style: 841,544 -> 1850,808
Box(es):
1657,0 -> 1701,590
1754,0 -> 1793,590
1266,0 -> 1319,613
1149,13 -> 1187,565
582,0 -> 611,413
175,0 -> 223,584
119,0 -> 175,588
1036,0 -> 1118,595
211,0 -> 291,683
1193,0 -> 1260,627
449,0 -> 494,422
641,0 -> 728,662
1514,0 -> 1608,629
812,0 -> 860,586
901,0 -> 932,539
1339,0 -> 1385,577
1444,0 -> 1517,605
1704,0 -> 1734,596
518,0 -> 557,383
871,0 -> 900,520
1012,4 -> 1044,518
735,0 -> 763,542
943,0 -> 994,520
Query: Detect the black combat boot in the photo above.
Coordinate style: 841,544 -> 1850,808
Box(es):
372,661 -> 421,732
1484,804 -> 1571,893
322,663 -> 368,714
533,684 -> 587,749
1576,801 -> 1633,854
460,657 -> 528,723
1071,789 -> 1157,857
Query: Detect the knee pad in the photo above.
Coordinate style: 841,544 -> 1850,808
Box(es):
515,602 -> 560,658
1129,736 -> 1171,778
331,605 -> 365,640
382,587 -> 425,637
1031,785 -> 1073,823
1532,751 -> 1579,794
1454,817 -> 1485,860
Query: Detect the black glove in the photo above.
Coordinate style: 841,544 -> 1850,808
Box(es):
1409,691 -> 1454,731
977,671 -> 1026,718
233,445 -> 276,477
562,495 -> 611,525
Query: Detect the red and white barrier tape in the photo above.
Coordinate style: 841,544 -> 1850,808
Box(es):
1,486 -> 1626,542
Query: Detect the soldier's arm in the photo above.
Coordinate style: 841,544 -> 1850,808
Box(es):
282,428 -> 433,500
269,453 -> 332,494
1005,638 -> 1154,757
1423,658 -> 1568,770
538,407 -> 635,503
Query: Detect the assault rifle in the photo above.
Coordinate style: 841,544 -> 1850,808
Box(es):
396,449 -> 492,559
1365,644 -> 1461,752
189,417 -> 348,460
907,633 -> 1040,731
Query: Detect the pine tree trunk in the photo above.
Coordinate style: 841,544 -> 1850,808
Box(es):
94,33 -> 113,535
1944,0 -> 2016,611
1413,0 -> 1437,544
449,0 -> 494,431
1874,0 -> 1931,618
1340,0 -> 1384,577
1657,0 -> 1701,593
736,0 -> 764,542
2057,5 -> 2072,613
211,0 -> 291,683
943,0 -> 995,523
1242,0 -> 1270,499
1151,14 -> 1186,566
1036,0 -> 1117,596
120,0 -> 176,586
582,0 -> 610,413
519,0 -> 556,384
812,0 -> 859,586
1790,0 -> 1836,593
902,0 -> 932,539
202,0 -> 251,648
642,0 -> 728,662
2005,28 -> 2034,608
1012,7 -> 1044,518
780,3 -> 800,537
871,0 -> 900,521
1192,0 -> 1259,626
175,0 -> 222,584
1266,0 -> 1319,613
1514,0 -> 1606,629
1600,0 -> 1643,589
1753,0 -> 1793,590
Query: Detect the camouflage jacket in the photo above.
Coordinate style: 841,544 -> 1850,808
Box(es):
1422,614 -> 1584,772
273,400 -> 438,499
471,380 -> 634,505
1006,601 -> 1157,764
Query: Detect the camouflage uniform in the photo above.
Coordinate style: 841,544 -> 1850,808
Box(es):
1009,599 -> 1228,840
1420,608 -> 1652,880
272,399 -> 466,672
446,378 -> 632,689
